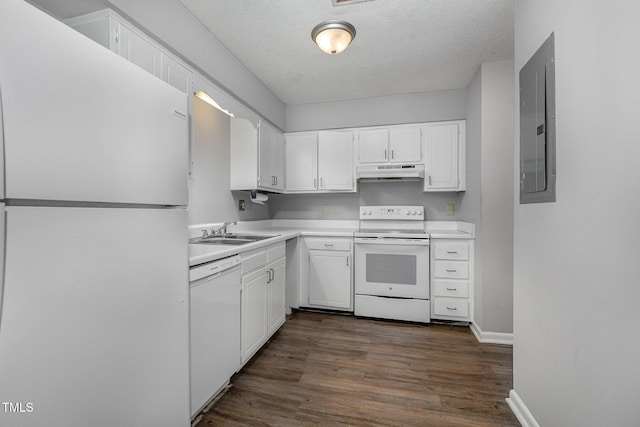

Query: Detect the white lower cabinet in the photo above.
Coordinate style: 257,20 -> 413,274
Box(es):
430,239 -> 474,321
240,242 -> 286,366
241,267 -> 268,364
267,257 -> 286,336
300,237 -> 353,311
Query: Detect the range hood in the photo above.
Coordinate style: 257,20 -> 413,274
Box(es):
356,164 -> 425,181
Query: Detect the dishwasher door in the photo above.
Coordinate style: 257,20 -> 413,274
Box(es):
189,257 -> 241,417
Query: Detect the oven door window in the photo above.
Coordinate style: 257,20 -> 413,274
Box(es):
354,242 -> 429,299
366,254 -> 417,285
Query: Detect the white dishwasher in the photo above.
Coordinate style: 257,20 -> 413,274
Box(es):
189,255 -> 241,417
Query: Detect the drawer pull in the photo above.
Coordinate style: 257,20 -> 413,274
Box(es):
446,287 -> 457,291
324,243 -> 334,247
446,306 -> 458,311
447,251 -> 458,254
446,269 -> 457,273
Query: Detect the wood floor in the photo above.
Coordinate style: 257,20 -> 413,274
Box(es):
197,311 -> 519,427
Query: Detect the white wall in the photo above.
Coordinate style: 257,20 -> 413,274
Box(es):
459,60 -> 514,336
480,60 -> 514,334
269,182 -> 461,221
285,89 -> 467,132
460,67 -> 484,328
513,1 -> 640,426
188,97 -> 269,225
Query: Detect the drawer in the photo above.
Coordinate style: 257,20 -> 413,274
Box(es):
433,261 -> 469,279
267,242 -> 286,262
241,248 -> 267,274
434,242 -> 469,260
432,279 -> 469,298
434,297 -> 469,318
307,239 -> 351,251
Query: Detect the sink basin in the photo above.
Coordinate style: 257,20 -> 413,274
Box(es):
189,233 -> 278,245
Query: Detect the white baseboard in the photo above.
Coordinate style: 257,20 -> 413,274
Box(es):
469,322 -> 513,345
506,389 -> 540,427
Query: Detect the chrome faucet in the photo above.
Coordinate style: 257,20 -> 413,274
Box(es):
211,221 -> 237,236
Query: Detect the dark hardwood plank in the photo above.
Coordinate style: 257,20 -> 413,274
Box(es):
197,311 -> 519,426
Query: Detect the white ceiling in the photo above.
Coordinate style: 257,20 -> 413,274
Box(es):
31,0 -> 514,107
179,0 -> 514,105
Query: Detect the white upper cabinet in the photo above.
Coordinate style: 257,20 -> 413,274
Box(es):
423,121 -> 466,191
285,132 -> 318,192
284,131 -> 355,193
357,125 -> 422,164
389,126 -> 422,162
318,131 -> 355,191
258,121 -> 285,191
357,129 -> 389,163
230,118 -> 285,193
117,24 -> 161,78
161,54 -> 192,95
66,9 -> 193,95
65,10 -> 161,79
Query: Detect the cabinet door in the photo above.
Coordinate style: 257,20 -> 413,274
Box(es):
318,131 -> 354,191
161,53 -> 191,94
267,258 -> 286,336
358,128 -> 389,163
389,127 -> 422,163
117,23 -> 161,78
285,132 -> 318,192
424,122 -> 460,190
309,250 -> 352,310
258,122 -> 284,191
241,268 -> 268,364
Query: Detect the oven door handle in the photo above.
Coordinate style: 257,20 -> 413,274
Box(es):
354,238 -> 430,246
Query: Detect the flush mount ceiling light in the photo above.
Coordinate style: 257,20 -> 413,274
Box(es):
311,20 -> 356,54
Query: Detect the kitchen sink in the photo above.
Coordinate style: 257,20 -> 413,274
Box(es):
189,233 -> 278,245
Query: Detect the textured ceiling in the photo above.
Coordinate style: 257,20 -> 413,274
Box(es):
179,0 -> 514,105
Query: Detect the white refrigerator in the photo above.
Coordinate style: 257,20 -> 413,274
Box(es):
0,1 -> 191,426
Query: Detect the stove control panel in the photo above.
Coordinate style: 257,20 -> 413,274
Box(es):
359,205 -> 424,220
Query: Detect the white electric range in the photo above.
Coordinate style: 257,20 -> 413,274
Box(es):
354,205 -> 430,323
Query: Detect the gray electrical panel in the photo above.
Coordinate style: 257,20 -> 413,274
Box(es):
519,33 -> 556,204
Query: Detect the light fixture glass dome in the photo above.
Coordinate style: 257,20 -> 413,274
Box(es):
311,20 -> 356,54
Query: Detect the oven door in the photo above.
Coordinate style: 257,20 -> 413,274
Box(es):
354,238 -> 429,299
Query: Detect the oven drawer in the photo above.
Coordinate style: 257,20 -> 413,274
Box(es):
307,239 -> 351,251
434,242 -> 469,260
433,261 -> 469,279
433,297 -> 469,318
432,279 -> 469,298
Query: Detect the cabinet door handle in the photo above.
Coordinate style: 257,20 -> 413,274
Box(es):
314,178 -> 317,189
270,269 -> 274,282
428,175 -> 432,185
320,177 -> 324,188
346,256 -> 349,267
446,306 -> 458,311
274,176 -> 278,186
384,149 -> 387,159
391,150 -> 395,159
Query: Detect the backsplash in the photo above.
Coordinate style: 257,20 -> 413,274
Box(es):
268,181 -> 461,220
